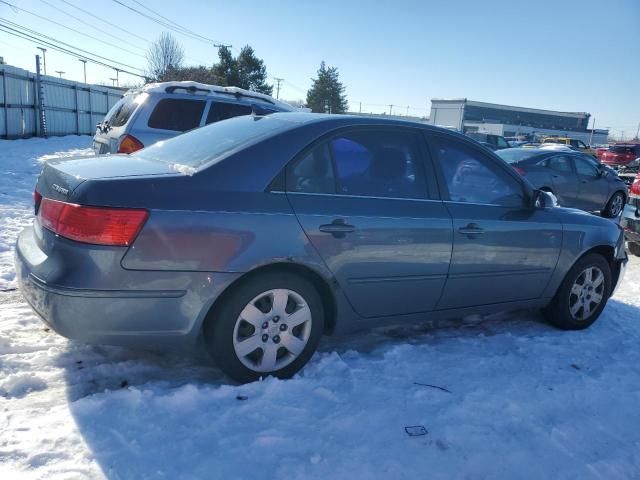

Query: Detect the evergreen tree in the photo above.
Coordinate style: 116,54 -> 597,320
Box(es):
306,61 -> 348,114
211,46 -> 272,95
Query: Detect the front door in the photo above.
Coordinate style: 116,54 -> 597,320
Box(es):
285,128 -> 453,318
573,155 -> 610,211
426,134 -> 563,309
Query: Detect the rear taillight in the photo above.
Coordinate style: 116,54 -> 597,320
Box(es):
34,190 -> 42,213
513,166 -> 527,176
631,174 -> 640,196
38,197 -> 148,246
117,134 -> 144,154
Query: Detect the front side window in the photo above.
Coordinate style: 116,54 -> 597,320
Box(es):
148,98 -> 206,131
206,102 -> 253,124
431,137 -> 524,207
574,156 -> 599,177
286,129 -> 428,199
548,155 -> 573,173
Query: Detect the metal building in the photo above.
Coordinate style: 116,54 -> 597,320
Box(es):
429,98 -> 609,144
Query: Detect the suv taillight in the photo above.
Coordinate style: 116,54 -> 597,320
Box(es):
631,174 -> 640,196
34,190 -> 42,213
117,134 -> 144,154
39,197 -> 148,246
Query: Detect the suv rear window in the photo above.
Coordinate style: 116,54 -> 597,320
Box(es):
611,145 -> 639,154
148,98 -> 206,131
105,94 -> 142,128
206,102 -> 253,124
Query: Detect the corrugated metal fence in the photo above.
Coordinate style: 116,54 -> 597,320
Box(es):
0,63 -> 124,139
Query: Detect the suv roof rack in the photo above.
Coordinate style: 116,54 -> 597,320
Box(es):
165,85 -> 210,94
163,84 -> 275,106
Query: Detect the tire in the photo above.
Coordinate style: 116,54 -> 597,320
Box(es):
602,191 -> 625,218
545,253 -> 611,330
204,272 -> 324,383
628,242 -> 640,257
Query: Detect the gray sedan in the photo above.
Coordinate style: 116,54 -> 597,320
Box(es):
16,114 -> 628,383
496,148 -> 628,218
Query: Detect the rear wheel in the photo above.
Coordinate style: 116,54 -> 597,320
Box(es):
628,242 -> 640,257
602,191 -> 625,218
545,253 -> 611,330
204,272 -> 324,383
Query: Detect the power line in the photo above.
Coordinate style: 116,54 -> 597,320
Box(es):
0,0 -> 147,61
0,18 -> 145,73
110,0 -> 227,46
0,22 -> 146,79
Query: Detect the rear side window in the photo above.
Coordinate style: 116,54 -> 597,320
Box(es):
148,98 -> 206,131
574,156 -> 599,177
106,94 -> 142,127
287,129 -> 428,199
206,102 -> 253,124
547,155 -> 573,172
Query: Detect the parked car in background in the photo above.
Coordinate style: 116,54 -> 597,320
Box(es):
496,148 -> 628,218
465,132 -> 510,150
621,173 -> 640,256
16,115 -> 628,383
540,136 -> 597,157
93,81 -> 296,154
599,144 -> 640,167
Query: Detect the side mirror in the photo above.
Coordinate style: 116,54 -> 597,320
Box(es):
534,189 -> 558,209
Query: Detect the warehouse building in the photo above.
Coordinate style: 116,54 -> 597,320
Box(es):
429,98 -> 609,145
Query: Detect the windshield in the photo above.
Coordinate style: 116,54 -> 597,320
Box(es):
495,148 -> 543,164
132,115 -> 294,171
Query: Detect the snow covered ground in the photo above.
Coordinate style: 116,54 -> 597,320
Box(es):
1,137 -> 640,479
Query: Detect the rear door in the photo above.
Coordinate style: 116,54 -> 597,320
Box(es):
546,154 -> 579,207
286,127 -> 453,319
427,134 -> 562,309
573,155 -> 610,211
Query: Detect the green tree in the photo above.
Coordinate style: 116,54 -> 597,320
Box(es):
211,46 -> 272,95
306,61 -> 348,113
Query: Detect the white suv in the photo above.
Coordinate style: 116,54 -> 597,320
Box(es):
93,81 -> 297,154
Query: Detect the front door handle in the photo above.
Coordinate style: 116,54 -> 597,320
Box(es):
458,223 -> 485,236
319,219 -> 355,238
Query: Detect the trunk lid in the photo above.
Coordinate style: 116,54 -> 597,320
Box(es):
36,154 -> 179,201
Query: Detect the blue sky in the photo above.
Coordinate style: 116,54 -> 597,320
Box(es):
1,0 -> 638,136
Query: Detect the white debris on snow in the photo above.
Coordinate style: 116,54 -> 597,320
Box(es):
1,137 -> 640,479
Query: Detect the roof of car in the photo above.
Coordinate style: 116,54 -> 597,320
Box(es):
266,112 -> 448,131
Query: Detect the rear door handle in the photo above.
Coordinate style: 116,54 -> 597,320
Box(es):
458,223 -> 485,236
319,219 -> 355,238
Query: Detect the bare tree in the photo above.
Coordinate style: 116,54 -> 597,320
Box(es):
146,32 -> 184,82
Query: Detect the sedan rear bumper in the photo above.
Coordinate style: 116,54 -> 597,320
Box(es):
15,226 -> 240,347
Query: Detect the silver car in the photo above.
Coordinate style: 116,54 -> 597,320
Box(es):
92,81 -> 296,154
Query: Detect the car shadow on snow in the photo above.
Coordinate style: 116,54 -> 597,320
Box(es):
58,299 -> 637,478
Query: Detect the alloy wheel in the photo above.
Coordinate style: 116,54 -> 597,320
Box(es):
568,266 -> 605,321
609,194 -> 624,217
232,289 -> 312,373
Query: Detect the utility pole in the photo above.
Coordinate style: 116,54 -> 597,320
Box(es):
589,117 -> 596,146
273,77 -> 283,100
37,47 -> 47,75
79,59 -> 87,84
406,105 -> 409,116
635,122 -> 640,140
389,104 -> 393,116
359,102 -> 362,113
55,70 -> 65,78
213,43 -> 232,50
113,68 -> 120,87
109,77 -> 117,87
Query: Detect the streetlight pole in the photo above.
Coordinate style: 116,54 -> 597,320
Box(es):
55,70 -> 65,78
37,47 -> 47,75
113,68 -> 120,87
79,59 -> 87,84
109,77 -> 117,87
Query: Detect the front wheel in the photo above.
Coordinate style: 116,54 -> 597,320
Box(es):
204,272 -> 324,383
545,254 -> 611,330
602,191 -> 625,218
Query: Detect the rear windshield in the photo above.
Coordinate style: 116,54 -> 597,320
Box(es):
495,148 -> 543,164
133,115 -> 294,171
148,98 -> 206,131
105,93 -> 145,128
467,133 -> 488,141
611,145 -> 638,154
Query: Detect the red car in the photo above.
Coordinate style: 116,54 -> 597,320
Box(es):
599,144 -> 640,166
